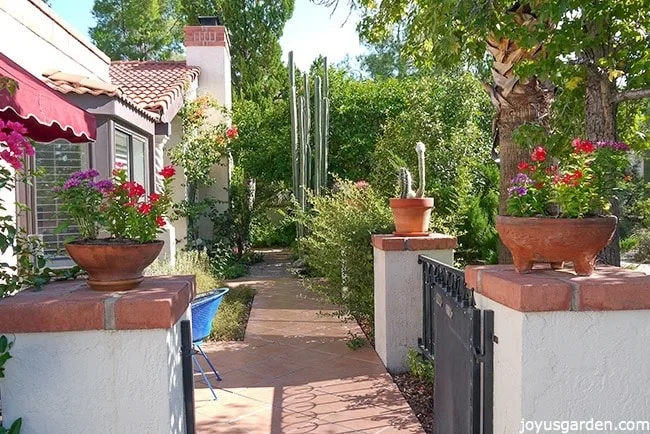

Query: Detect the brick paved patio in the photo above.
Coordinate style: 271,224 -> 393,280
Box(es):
194,250 -> 425,434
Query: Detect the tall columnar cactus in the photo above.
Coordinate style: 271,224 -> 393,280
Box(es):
289,51 -> 330,237
397,142 -> 427,199
415,141 -> 426,198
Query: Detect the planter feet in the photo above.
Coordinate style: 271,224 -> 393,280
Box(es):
573,258 -> 595,276
513,257 -> 534,274
550,261 -> 564,270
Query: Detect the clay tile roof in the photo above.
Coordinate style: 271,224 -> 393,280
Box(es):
109,61 -> 200,116
43,69 -> 121,97
42,69 -> 158,120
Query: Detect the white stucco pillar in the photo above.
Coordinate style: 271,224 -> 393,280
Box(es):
0,276 -> 196,434
466,265 -> 650,434
184,23 -> 232,241
372,233 -> 457,373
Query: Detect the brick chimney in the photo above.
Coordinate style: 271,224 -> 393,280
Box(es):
184,18 -> 232,112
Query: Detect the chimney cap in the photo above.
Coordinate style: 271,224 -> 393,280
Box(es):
198,15 -> 222,26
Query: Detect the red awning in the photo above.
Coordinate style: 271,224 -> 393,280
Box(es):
0,52 -> 96,143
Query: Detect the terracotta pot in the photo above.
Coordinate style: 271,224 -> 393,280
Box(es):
389,197 -> 434,237
65,240 -> 164,291
496,216 -> 617,276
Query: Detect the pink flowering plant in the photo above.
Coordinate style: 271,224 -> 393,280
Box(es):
507,138 -> 630,218
54,164 -> 176,243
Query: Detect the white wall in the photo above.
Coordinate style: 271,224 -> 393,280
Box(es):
374,247 -> 455,373
0,0 -> 110,81
0,311 -> 189,434
185,34 -> 232,240
475,293 -> 650,433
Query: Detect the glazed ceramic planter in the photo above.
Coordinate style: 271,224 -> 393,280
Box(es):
496,215 -> 617,276
65,240 -> 164,291
389,197 -> 434,237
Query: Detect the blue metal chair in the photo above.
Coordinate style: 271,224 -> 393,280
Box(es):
191,287 -> 229,400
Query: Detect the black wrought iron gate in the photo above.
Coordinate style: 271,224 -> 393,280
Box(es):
417,255 -> 494,434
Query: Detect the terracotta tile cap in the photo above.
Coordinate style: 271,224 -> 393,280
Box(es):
372,233 -> 457,251
0,275 -> 196,334
466,265 -> 650,312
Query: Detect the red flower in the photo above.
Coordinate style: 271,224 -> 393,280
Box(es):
123,181 -> 145,198
125,200 -> 137,208
160,165 -> 176,179
149,193 -> 161,203
517,162 -> 530,171
544,165 -> 558,175
573,169 -> 583,180
138,203 -> 152,215
572,138 -> 595,154
534,182 -> 544,189
156,216 -> 166,227
226,125 -> 238,139
531,146 -> 547,162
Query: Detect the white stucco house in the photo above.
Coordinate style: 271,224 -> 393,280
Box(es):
0,0 -> 232,264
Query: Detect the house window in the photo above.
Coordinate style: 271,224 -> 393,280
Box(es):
35,141 -> 90,260
115,128 -> 148,189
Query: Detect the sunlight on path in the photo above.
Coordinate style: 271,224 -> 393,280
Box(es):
194,250 -> 424,433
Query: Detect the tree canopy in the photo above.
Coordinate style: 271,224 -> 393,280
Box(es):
179,0 -> 295,104
90,0 -> 183,60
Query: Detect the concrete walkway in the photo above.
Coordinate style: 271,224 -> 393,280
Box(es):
195,249 -> 425,434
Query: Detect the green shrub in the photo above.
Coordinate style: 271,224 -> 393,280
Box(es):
633,229 -> 650,262
209,286 -> 256,341
251,211 -> 295,247
300,179 -> 393,326
407,348 -> 434,385
621,234 -> 640,254
370,73 -> 497,265
145,250 -> 220,294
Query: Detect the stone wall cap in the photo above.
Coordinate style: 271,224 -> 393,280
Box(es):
372,233 -> 457,252
466,264 -> 650,312
0,275 -> 196,333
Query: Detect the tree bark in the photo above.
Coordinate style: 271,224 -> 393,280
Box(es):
584,66 -> 621,266
494,77 -> 554,263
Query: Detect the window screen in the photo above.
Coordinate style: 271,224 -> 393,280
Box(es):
35,141 -> 89,258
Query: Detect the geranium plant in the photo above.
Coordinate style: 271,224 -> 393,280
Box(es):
507,138 -> 630,218
54,164 -> 175,243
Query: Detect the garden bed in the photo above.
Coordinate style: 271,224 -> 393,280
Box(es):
209,285 -> 256,341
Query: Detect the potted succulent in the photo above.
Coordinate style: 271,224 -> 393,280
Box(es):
54,164 -> 176,291
497,138 -> 630,276
390,142 -> 434,236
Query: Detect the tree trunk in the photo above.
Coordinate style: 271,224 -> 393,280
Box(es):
495,78 -> 554,263
585,66 -> 620,266
484,31 -> 554,264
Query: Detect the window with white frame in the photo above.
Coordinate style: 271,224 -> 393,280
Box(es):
115,128 -> 148,189
35,140 -> 90,260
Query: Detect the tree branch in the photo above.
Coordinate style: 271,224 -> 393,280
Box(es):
614,88 -> 650,104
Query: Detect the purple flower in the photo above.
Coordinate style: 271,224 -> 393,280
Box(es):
69,169 -> 100,180
91,179 -> 114,193
62,178 -> 81,190
596,141 -> 630,152
511,173 -> 532,185
507,186 -> 528,197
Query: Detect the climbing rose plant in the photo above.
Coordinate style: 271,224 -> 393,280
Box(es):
507,138 -> 631,218
54,165 -> 176,243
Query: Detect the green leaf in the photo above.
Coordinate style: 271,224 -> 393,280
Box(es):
7,418 -> 22,434
53,222 -> 69,235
